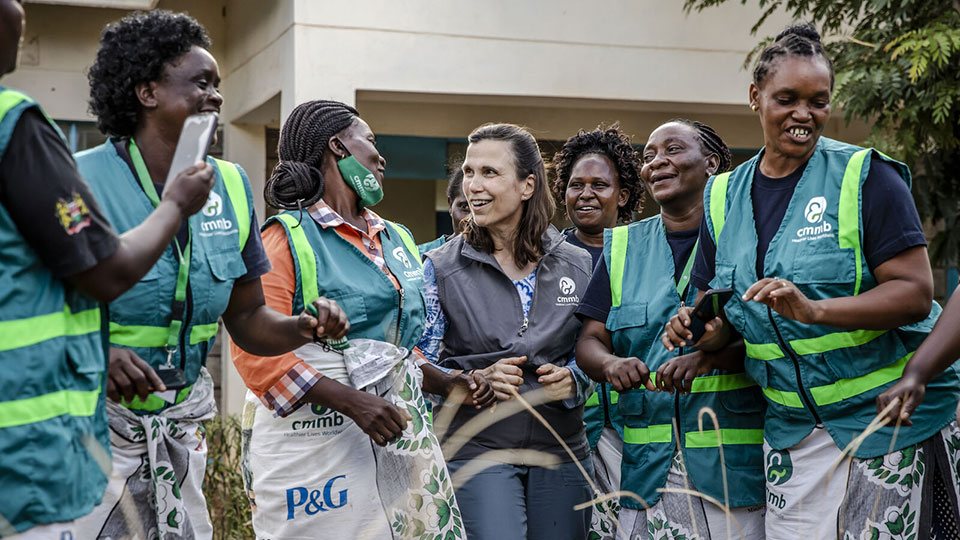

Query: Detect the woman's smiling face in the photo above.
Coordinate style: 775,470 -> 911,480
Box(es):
461,139 -> 533,231
750,55 -> 833,164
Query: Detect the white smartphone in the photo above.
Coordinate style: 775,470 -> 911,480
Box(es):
165,112 -> 219,183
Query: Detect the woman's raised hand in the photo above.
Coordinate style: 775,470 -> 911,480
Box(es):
481,356 -> 526,401
298,297 -> 350,341
662,306 -> 725,352
743,277 -> 821,324
602,356 -> 655,393
161,162 -> 215,217
536,363 -> 575,401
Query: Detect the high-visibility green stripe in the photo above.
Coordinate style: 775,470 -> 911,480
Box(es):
709,173 -> 731,244
609,226 -> 628,308
112,322 -> 219,347
585,392 -> 600,407
744,340 -> 785,360
586,390 -> 619,407
110,323 -> 168,348
0,388 -> 99,429
762,387 -> 805,408
189,322 -> 220,345
121,385 -> 192,412
278,214 -> 319,309
838,149 -> 870,296
214,159 -> 250,249
623,424 -> 673,445
647,372 -> 757,393
0,89 -> 30,119
689,372 -> 757,393
790,329 -> 886,356
387,221 -> 422,269
0,306 -> 101,352
810,352 -> 913,406
0,88 -> 63,137
746,329 -> 886,360
685,428 -> 764,448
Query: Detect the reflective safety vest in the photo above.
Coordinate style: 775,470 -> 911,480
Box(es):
417,235 -> 446,260
267,212 -> 426,349
705,136 -> 960,458
0,87 -> 109,533
75,141 -> 253,413
605,215 -> 765,509
583,382 -> 622,450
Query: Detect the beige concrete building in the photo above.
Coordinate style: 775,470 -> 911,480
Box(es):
11,0 -> 871,415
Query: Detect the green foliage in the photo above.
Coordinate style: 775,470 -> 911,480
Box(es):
685,0 -> 960,263
202,414 -> 254,540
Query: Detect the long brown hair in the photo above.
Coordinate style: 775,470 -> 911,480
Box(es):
461,123 -> 555,267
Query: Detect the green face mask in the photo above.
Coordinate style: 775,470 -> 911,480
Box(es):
337,155 -> 384,208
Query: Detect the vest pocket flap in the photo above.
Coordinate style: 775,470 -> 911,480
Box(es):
206,250 -> 247,281
790,252 -> 855,284
616,388 -> 644,418
718,383 -> 765,414
606,303 -> 647,331
325,291 -> 367,325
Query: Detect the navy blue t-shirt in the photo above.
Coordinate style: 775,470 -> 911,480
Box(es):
690,154 -> 926,291
562,228 -> 604,269
576,224 -> 700,323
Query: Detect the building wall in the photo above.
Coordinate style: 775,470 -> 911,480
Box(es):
9,0 -> 880,416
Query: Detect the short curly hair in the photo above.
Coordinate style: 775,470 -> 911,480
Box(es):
88,10 -> 211,137
552,124 -> 644,223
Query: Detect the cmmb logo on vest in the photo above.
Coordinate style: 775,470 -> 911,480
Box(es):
199,190 -> 236,237
556,276 -> 579,306
793,196 -> 833,243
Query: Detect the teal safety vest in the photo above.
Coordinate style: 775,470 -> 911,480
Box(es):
267,212 -> 426,349
417,235 -> 446,259
583,382 -> 623,450
704,137 -> 960,458
605,215 -> 765,509
74,141 -> 253,413
0,87 -> 109,533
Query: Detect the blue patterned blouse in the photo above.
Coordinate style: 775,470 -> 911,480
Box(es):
417,258 -> 594,407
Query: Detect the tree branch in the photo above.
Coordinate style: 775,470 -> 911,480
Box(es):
847,36 -> 878,48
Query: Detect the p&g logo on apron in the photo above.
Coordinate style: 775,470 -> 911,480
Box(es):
286,475 -> 349,519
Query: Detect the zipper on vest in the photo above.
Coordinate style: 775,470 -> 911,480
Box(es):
766,306 -> 822,425
601,382 -> 611,427
518,316 -> 528,336
395,287 -> 405,346
674,345 -> 683,447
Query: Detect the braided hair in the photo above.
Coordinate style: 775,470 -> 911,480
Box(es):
264,100 -> 359,210
552,123 -> 644,222
667,118 -> 732,174
753,23 -> 834,90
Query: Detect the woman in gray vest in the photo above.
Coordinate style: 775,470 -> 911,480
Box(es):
418,123 -> 596,540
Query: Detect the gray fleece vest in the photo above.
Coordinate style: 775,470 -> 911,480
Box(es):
427,226 -> 592,462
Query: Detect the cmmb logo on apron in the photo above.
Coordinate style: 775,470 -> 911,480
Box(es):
766,449 -> 793,485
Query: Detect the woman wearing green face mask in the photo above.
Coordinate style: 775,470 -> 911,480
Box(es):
233,100 -> 490,539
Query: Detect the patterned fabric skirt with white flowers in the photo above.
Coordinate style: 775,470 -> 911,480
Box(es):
763,422 -> 960,540
615,450 -> 765,540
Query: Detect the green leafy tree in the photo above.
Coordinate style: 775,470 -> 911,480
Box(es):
685,0 -> 960,265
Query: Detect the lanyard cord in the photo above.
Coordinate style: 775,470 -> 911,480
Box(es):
128,139 -> 192,365
675,239 -> 699,299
